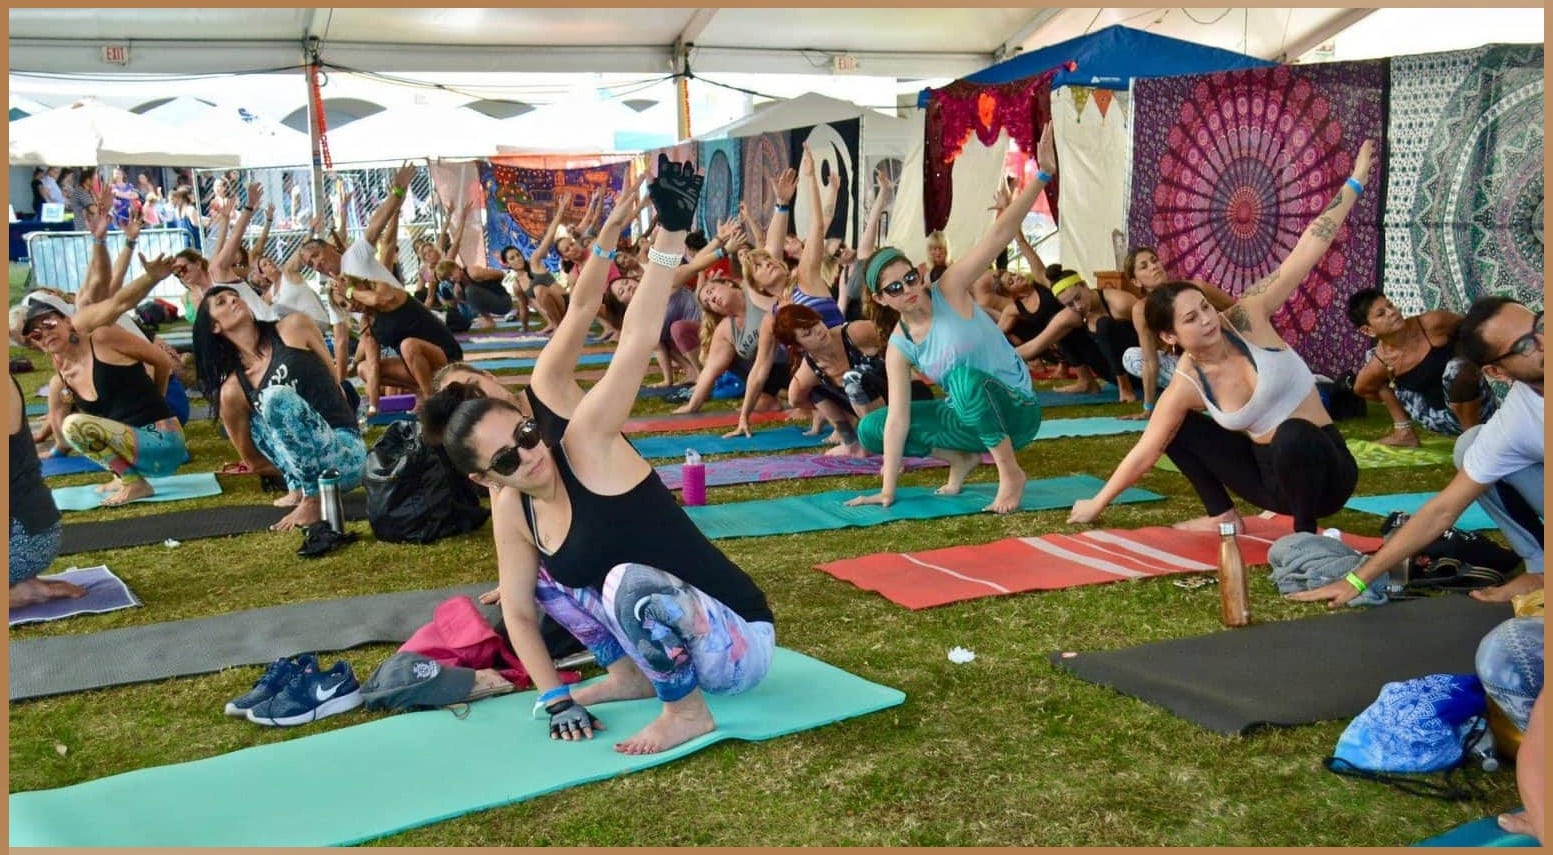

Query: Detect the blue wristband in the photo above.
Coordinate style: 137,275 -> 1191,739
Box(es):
1035,169 -> 1053,184
774,204 -> 791,214
591,243 -> 616,261
1345,177 -> 1364,196
538,685 -> 571,704
1142,402 -> 1155,412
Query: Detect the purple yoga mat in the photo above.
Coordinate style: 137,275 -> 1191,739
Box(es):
9,565 -> 142,626
656,453 -> 946,491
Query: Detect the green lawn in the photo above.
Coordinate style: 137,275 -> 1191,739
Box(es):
7,361 -> 1517,846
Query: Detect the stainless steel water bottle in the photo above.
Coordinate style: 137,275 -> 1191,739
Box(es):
319,468 -> 344,533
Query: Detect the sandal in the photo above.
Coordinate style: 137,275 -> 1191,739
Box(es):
296,522 -> 358,559
1407,557 -> 1507,592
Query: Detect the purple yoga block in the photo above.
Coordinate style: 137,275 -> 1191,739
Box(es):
379,394 -> 418,413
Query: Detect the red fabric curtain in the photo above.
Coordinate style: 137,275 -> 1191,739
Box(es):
923,70 -> 1058,234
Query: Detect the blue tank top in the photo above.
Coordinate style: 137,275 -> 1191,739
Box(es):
789,288 -> 845,328
890,286 -> 1033,394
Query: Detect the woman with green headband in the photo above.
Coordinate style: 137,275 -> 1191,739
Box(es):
845,123 -> 1056,515
1011,269 -> 1143,404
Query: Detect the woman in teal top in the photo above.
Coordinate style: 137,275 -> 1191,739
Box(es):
847,124 -> 1055,515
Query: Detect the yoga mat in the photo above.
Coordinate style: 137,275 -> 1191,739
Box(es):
1346,493 -> 1497,532
817,515 -> 1385,609
1155,436 -> 1456,473
366,410 -> 417,425
9,648 -> 905,847
686,474 -> 1165,540
658,452 -> 946,491
1415,817 -> 1539,847
1037,416 -> 1146,439
50,473 -> 222,512
57,492 -> 371,556
634,382 -> 692,400
473,352 -> 613,371
40,455 -> 106,477
7,565 -> 141,626
25,401 -> 46,416
632,425 -> 826,459
1049,594 -> 1513,735
8,583 -> 495,701
623,408 -> 788,435
1036,388 -> 1122,407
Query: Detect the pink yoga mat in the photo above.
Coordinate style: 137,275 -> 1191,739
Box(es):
655,453 -> 945,491
815,516 -> 1384,610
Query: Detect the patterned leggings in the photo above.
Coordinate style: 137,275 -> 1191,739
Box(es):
61,414 -> 186,483
248,385 -> 367,497
1476,616 -> 1544,732
10,518 -> 62,585
535,563 -> 775,703
857,364 -> 1043,456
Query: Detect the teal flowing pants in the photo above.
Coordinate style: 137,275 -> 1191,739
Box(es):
857,365 -> 1042,456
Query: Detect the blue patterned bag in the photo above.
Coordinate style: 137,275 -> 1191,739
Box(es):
1325,673 -> 1490,800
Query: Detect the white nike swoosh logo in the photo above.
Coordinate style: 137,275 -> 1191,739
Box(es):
313,681 -> 342,702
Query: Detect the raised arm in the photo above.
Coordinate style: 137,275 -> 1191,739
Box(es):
765,168 -> 797,257
528,202 -> 569,274
446,201 -> 473,268
1011,220 -> 1049,285
567,159 -> 699,446
674,219 -> 741,288
364,162 -> 415,248
938,122 -> 1056,305
107,211 -> 145,299
1229,139 -> 1375,328
251,201 -> 275,265
794,145 -> 831,296
857,166 -> 893,261
73,254 -> 175,336
76,186 -> 116,308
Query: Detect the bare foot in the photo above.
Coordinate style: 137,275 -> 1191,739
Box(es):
270,496 -> 323,532
1470,573 -> 1544,603
614,691 -> 717,755
9,576 -> 89,610
1173,510 -> 1244,533
95,476 -> 124,494
933,449 -> 982,496
569,664 -> 656,708
101,478 -> 154,507
1498,811 -> 1537,838
1376,427 -> 1420,448
984,467 -> 1028,514
272,489 -> 303,508
1055,380 -> 1101,394
824,442 -> 870,459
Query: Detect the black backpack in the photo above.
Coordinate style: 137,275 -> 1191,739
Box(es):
363,421 -> 489,544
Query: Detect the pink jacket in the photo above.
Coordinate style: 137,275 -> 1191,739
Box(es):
397,595 -> 580,689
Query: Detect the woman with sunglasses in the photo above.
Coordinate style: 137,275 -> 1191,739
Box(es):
846,124 -> 1056,515
193,283 -> 366,532
13,255 -> 187,506
422,162 -> 774,756
1069,140 -> 1375,535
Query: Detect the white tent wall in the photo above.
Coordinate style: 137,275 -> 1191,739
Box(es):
885,112 -> 1011,268
1051,86 -> 1133,284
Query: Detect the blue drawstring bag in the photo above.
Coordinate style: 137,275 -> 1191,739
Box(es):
710,370 -> 746,401
1325,673 -> 1490,800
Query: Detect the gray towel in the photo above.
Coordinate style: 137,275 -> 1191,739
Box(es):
1267,532 -> 1390,607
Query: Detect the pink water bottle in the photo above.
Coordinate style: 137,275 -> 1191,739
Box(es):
681,449 -> 706,506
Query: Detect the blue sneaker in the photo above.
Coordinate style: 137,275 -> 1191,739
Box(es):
224,654 -> 319,718
246,660 -> 363,727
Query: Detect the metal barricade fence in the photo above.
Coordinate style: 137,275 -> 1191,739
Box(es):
25,228 -> 191,301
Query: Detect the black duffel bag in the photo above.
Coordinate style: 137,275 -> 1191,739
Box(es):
364,420 -> 489,543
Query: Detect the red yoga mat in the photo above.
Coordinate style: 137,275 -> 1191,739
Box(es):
815,515 -> 1384,610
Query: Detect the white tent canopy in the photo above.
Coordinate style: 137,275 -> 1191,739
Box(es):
698,92 -> 911,161
8,98 -> 240,168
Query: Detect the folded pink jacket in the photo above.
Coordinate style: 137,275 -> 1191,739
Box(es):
398,595 -> 581,689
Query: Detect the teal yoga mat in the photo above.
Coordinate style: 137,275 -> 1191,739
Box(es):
473,352 -> 613,371
8,647 -> 904,847
51,473 -> 221,512
1345,492 -> 1497,531
1415,816 -> 1539,847
1037,416 -> 1146,439
685,474 -> 1164,539
632,425 -> 824,458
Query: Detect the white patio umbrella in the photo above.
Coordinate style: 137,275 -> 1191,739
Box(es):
8,98 -> 240,168
324,105 -> 506,163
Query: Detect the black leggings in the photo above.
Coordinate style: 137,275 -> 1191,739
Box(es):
1057,318 -> 1142,394
1165,412 -> 1358,533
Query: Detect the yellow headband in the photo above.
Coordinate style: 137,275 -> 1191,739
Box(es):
1050,273 -> 1084,297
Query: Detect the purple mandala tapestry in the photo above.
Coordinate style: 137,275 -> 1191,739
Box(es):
1127,61 -> 1386,378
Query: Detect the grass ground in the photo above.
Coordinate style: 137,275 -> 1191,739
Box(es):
7,326 -> 1518,846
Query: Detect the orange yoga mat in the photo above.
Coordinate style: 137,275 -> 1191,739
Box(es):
815,515 -> 1385,610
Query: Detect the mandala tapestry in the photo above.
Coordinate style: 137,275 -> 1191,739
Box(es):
696,138 -> 742,234
1383,44 -> 1544,315
1128,61 -> 1386,378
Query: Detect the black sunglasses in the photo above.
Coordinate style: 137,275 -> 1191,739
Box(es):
1488,312 -> 1544,364
878,269 -> 921,297
484,419 -> 542,476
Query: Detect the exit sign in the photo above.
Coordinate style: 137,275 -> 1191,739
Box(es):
101,44 -> 130,65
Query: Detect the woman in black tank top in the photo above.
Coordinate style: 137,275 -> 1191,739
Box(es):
423,165 -> 775,757
194,285 -> 368,533
329,259 -> 462,416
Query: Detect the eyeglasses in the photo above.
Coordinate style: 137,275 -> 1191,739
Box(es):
23,316 -> 62,341
878,269 -> 921,297
483,419 -> 542,476
1488,311 -> 1544,364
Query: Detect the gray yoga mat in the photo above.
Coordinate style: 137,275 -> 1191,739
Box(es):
58,493 -> 371,555
9,583 -> 495,702
1049,594 -> 1514,735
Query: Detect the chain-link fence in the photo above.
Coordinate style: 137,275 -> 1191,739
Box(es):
25,227 -> 192,300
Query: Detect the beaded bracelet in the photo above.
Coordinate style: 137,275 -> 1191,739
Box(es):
647,247 -> 682,269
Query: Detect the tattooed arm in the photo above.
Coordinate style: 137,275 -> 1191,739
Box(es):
1228,139 -> 1375,333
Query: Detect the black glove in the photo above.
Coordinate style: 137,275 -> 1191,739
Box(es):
546,698 -> 600,739
648,154 -> 704,233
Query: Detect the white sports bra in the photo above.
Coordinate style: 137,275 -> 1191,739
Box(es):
1179,327 -> 1315,437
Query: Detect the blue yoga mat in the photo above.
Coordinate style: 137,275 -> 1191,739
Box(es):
51,473 -> 222,512
40,455 -> 106,478
1415,816 -> 1539,847
365,411 -> 417,426
632,425 -> 824,459
473,352 -> 613,372
25,401 -> 47,416
1037,416 -> 1146,439
685,474 -> 1164,539
1036,389 -> 1122,407
8,647 -> 904,847
1345,493 -> 1497,532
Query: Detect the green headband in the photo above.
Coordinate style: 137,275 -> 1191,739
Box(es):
864,247 -> 908,293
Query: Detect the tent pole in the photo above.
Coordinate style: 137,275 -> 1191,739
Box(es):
673,40 -> 692,140
304,39 -> 326,240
